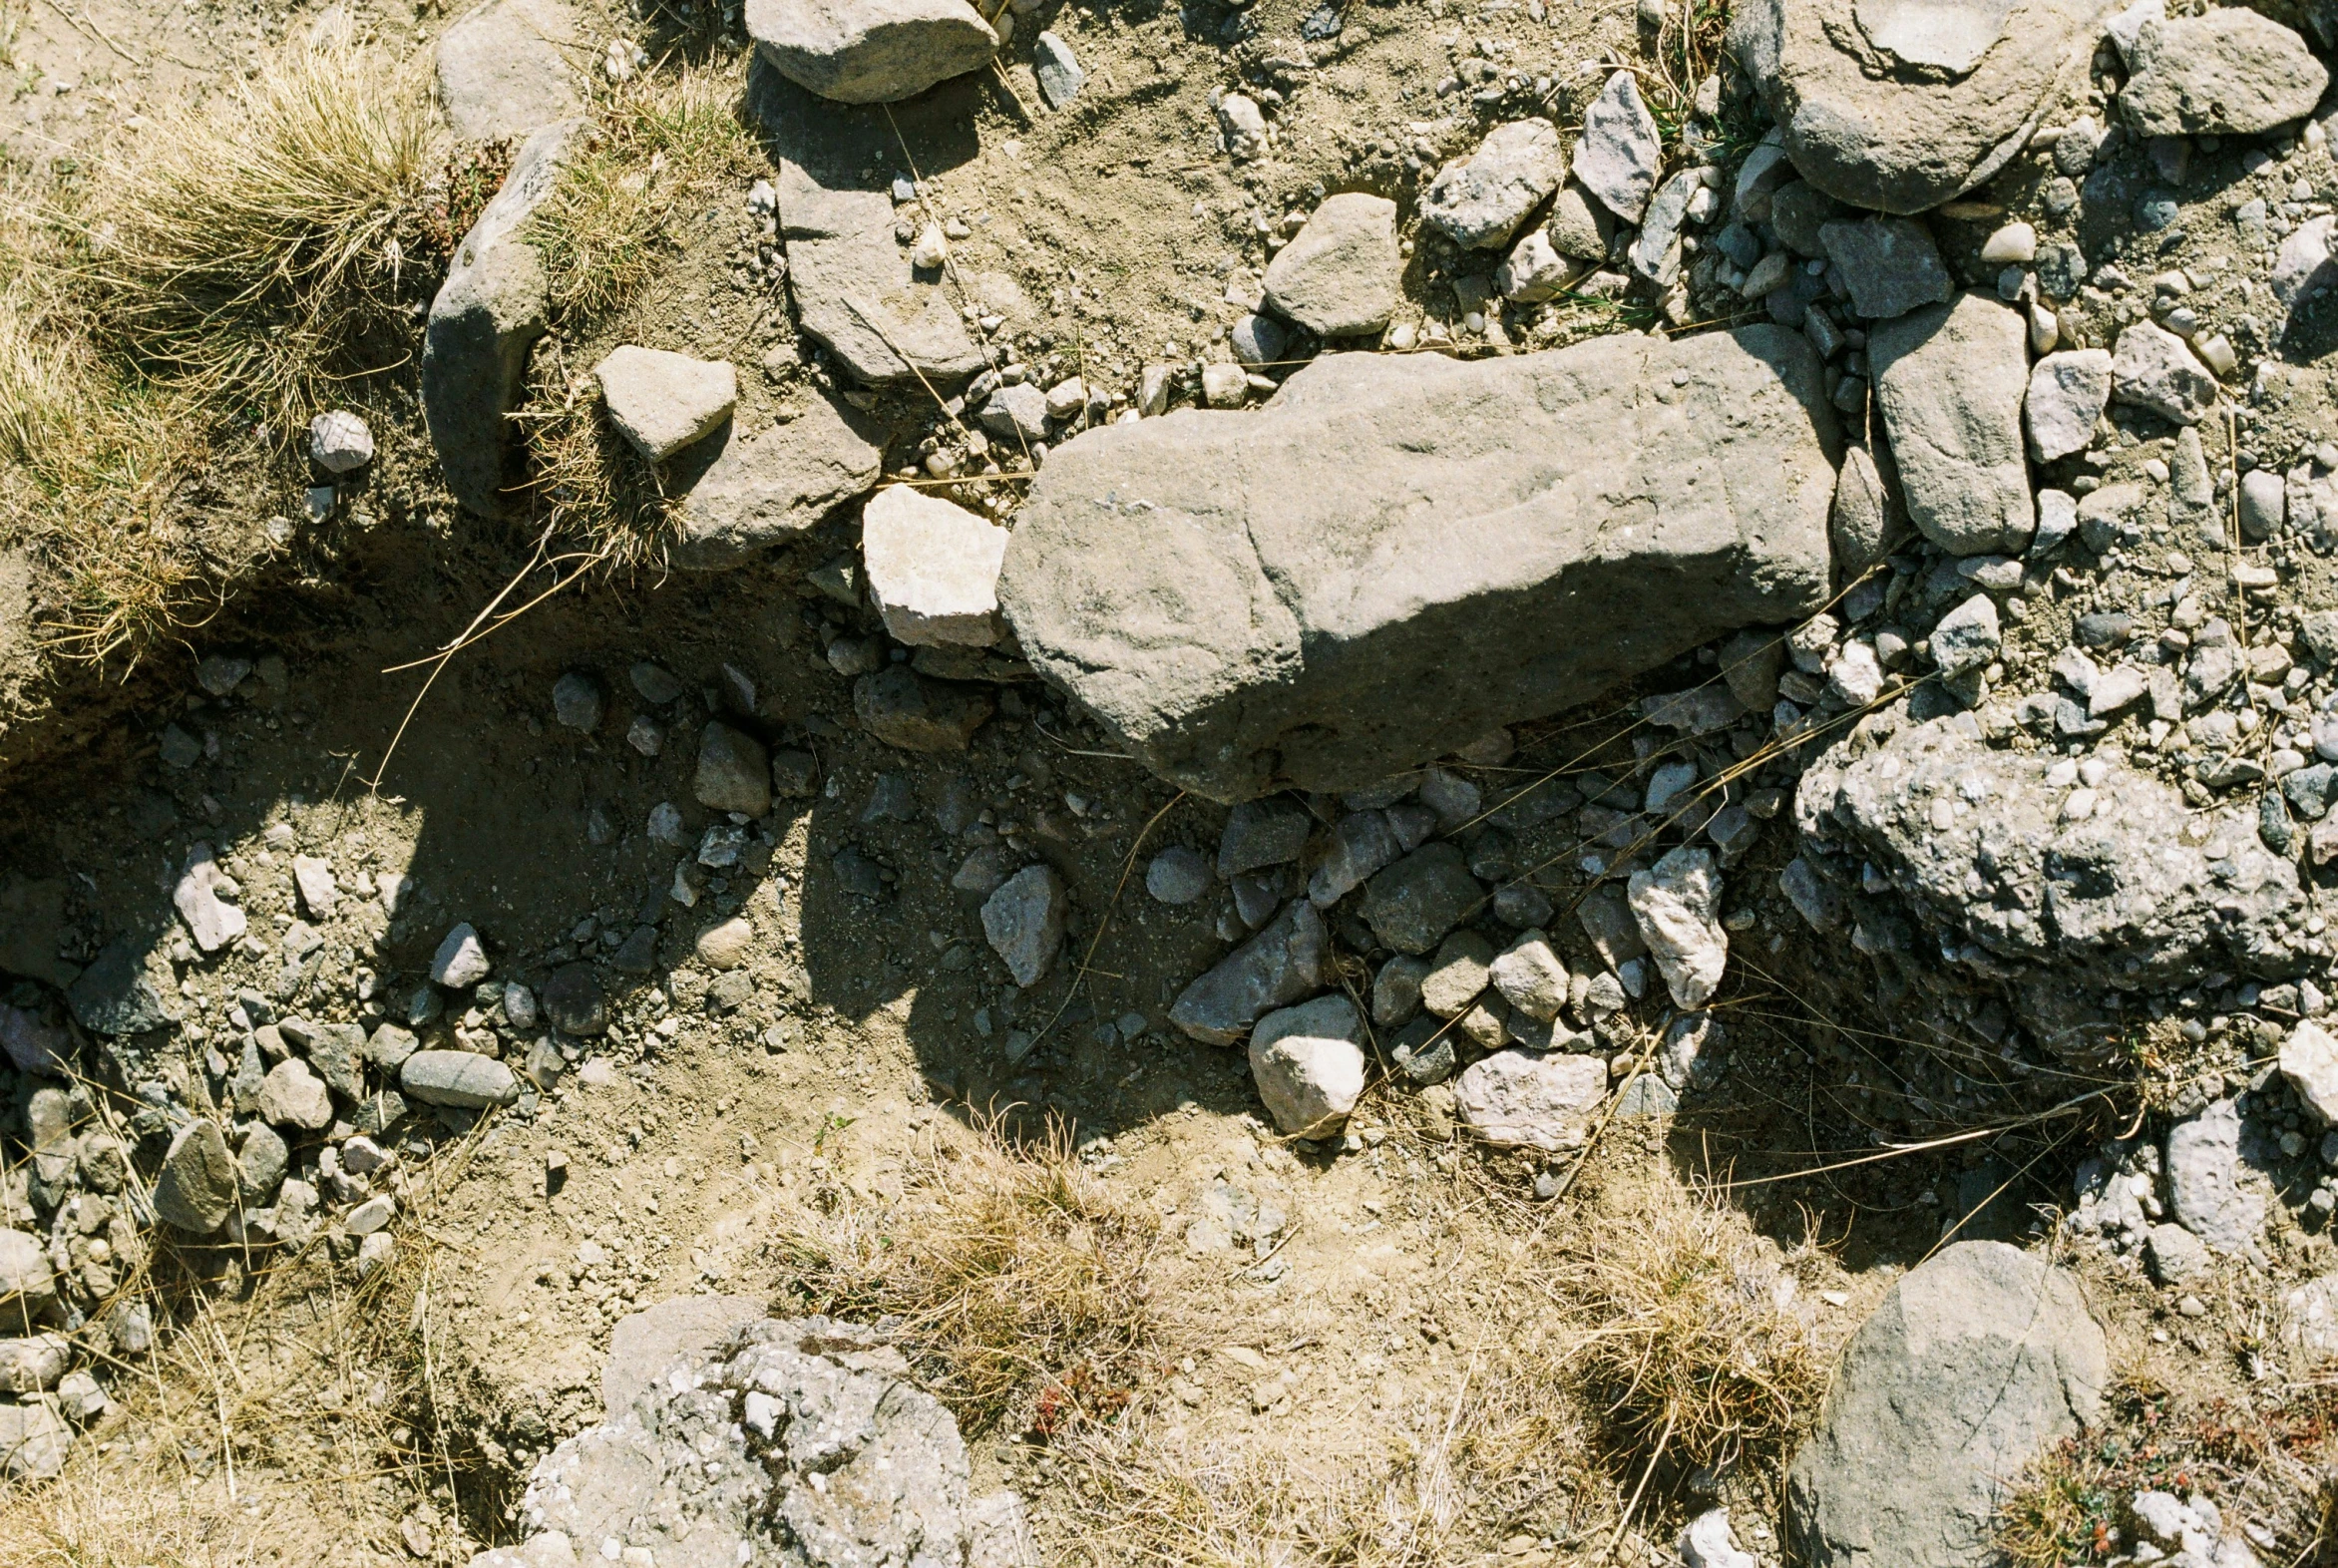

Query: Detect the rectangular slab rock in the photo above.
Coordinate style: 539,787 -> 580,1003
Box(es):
1870,292 -> 2034,557
998,329 -> 1838,801
665,392 -> 883,570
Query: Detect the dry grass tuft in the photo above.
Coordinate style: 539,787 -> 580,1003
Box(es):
524,61 -> 763,323
1541,1176 -> 1829,1478
774,1115 -> 1176,1436
76,43 -> 440,435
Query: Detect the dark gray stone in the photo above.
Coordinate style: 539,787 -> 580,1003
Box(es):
1362,844 -> 1482,955
544,963 -> 607,1034
1218,798 -> 1314,879
67,939 -> 170,1036
1169,900 -> 1328,1044
152,1119 -> 236,1234
1817,217 -> 1951,321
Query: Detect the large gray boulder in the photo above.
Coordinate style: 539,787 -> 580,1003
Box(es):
1787,1242 -> 2105,1568
999,331 -> 1838,802
436,0 -> 582,141
499,1311 -> 1035,1568
666,394 -> 883,570
746,0 -> 997,105
2117,10 -> 2327,137
1728,0 -> 2109,214
1870,293 -> 2034,557
422,120 -> 582,517
1792,710 -> 2316,1057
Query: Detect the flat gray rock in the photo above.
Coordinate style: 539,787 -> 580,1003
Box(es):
862,487 -> 1009,648
771,170 -> 983,388
854,667 -> 993,751
2110,320 -> 2217,426
603,1296 -> 767,1417
1362,844 -> 1483,956
423,120 -> 581,516
1786,1241 -> 2105,1568
695,722 -> 772,816
1729,0 -> 2106,213
436,0 -> 582,141
998,330 -> 1837,801
1572,71 -> 1661,222
2117,10 -> 2327,137
1829,444 -> 1902,577
2025,347 -> 2112,462
1817,216 -> 1951,320
152,1118 -> 236,1233
1169,900 -> 1328,1043
981,865 -> 1067,987
1262,193 -> 1401,337
747,0 -> 996,104
665,397 -> 880,570
1421,119 -> 1564,249
593,347 -> 736,463
1032,30 -> 1082,108
401,1049 -> 521,1108
2166,1096 -> 2271,1255
67,939 -> 170,1035
1249,994 -> 1364,1136
1870,293 -> 2033,556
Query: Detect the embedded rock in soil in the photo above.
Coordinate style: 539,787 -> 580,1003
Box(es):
1729,0 -> 2107,214
1000,330 -> 1836,802
423,120 -> 581,517
259,1058 -> 333,1131
152,1118 -> 236,1234
747,0 -> 997,105
432,922 -> 493,987
2025,347 -> 2113,463
1628,846 -> 1728,1009
543,963 -> 607,1034
0,1229 -> 54,1315
1362,844 -> 1484,957
695,722 -> 773,816
981,865 -> 1067,987
172,841 -> 245,955
1816,217 -> 1951,322
1262,193 -> 1402,337
2165,1095 -> 2272,1256
1170,899 -> 1328,1043
861,487 -> 1010,648
1420,119 -> 1565,249
2111,320 -> 2218,426
1453,1049 -> 1607,1150
1786,1241 -> 2105,1568
1829,444 -> 1903,580
852,667 -> 993,751
1248,993 -> 1365,1136
1571,71 -> 1661,223
665,393 -> 884,571
592,346 -> 737,464
1792,712 -> 2316,1057
435,0 -> 582,141
401,1049 -> 521,1108
1869,293 -> 2034,557
498,1313 -> 1036,1568
2115,10 -> 2327,137
0,875 -> 74,988
0,1400 -> 68,1480
67,938 -> 170,1036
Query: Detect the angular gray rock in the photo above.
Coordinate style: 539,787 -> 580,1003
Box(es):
1929,592 -> 2000,675
1170,900 -> 1328,1043
2116,10 -> 2327,137
2110,321 -> 2217,426
695,722 -> 773,816
862,487 -> 1009,648
423,120 -> 580,516
1628,170 -> 1702,289
1793,712 -> 2317,1054
2273,215 -> 2335,337
435,0 -> 581,141
1218,798 -> 1313,878
174,842 -> 246,954
999,330 -> 1837,801
551,670 -> 602,731
854,667 -> 993,751
2025,348 -> 2112,462
259,1058 -> 333,1130
1830,444 -> 1903,578
747,0 -> 997,104
1248,994 -> 1365,1136
981,865 -> 1067,987
308,409 -> 375,474
401,1049 -> 522,1108
0,1400 -> 68,1480
1362,844 -> 1483,956
431,922 -> 493,987
1421,119 -> 1564,249
1454,1049 -> 1607,1150
1730,0 -> 2107,213
1869,293 -> 2034,556
1262,193 -> 1401,337
0,1229 -> 53,1315
1572,71 -> 1661,223
67,938 -> 170,1035
666,394 -> 883,570
592,347 -> 736,463
1546,180 -> 1616,261
2166,1096 -> 2269,1255
508,1314 -> 1035,1568
1032,30 -> 1082,109
544,964 -> 607,1035
152,1118 -> 236,1233
1786,1242 -> 2105,1568
1817,217 -> 1951,321
1628,845 -> 1728,1008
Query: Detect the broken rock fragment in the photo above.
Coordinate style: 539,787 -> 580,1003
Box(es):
746,0 -> 997,104
1170,900 -> 1327,1044
666,393 -> 883,570
861,487 -> 1009,648
1262,193 -> 1401,336
999,329 -> 1836,801
1870,293 -> 2033,557
2116,10 -> 2327,137
592,346 -> 737,463
1248,994 -> 1365,1137
1421,119 -> 1564,249
1455,1049 -> 1607,1150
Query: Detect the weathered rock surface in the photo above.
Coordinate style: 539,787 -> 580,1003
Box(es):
1363,844 -> 1484,956
981,865 -> 1066,987
1248,993 -> 1366,1136
1262,193 -> 1401,336
2117,10 -> 2327,137
1421,119 -> 1564,248
2111,320 -> 2217,426
1793,712 -> 2315,1055
1628,846 -> 1728,1009
2166,1096 -> 2271,1256
1870,293 -> 2034,557
1729,0 -> 2107,213
2025,347 -> 2112,463
1454,1049 -> 1608,1149
999,330 -> 1837,801
436,0 -> 581,141
500,1312 -> 1035,1568
1170,900 -> 1328,1043
695,722 -> 773,816
1786,1242 -> 2105,1568
424,120 -> 580,517
862,487 -> 1009,648
1572,71 -> 1661,222
666,395 -> 883,570
747,0 -> 997,104
854,667 -> 993,751
1817,217 -> 1951,321
173,842 -> 245,954
593,347 -> 737,463
0,1399 -> 68,1479
152,1118 -> 236,1233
